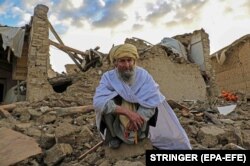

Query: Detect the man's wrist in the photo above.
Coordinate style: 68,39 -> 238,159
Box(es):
115,105 -> 128,116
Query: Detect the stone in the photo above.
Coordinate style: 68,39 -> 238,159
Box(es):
220,119 -> 235,124
28,108 -> 42,117
40,132 -> 56,149
37,114 -> 56,124
97,159 -> 111,166
197,125 -> 225,147
44,143 -> 73,166
75,126 -> 94,144
105,138 -> 152,160
39,106 -> 51,113
242,130 -> 250,149
15,123 -> 32,132
25,127 -> 42,138
114,160 -> 145,166
55,123 -> 77,144
20,110 -> 31,122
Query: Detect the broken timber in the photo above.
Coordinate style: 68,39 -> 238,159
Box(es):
49,40 -> 88,57
54,105 -> 94,117
49,21 -> 104,72
78,140 -> 104,160
0,103 -> 16,111
48,21 -> 83,71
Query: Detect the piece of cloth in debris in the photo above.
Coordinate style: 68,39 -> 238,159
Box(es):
0,27 -> 25,59
94,66 -> 191,149
159,37 -> 187,61
109,43 -> 139,63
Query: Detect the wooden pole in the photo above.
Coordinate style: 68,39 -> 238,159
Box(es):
54,105 -> 94,117
49,40 -> 88,57
0,104 -> 16,111
78,140 -> 104,160
48,21 -> 83,71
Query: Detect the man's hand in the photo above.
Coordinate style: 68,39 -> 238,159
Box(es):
115,105 -> 145,131
126,111 -> 144,131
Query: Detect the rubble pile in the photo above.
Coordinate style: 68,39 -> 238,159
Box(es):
1,92 -> 249,165
1,41 -> 250,166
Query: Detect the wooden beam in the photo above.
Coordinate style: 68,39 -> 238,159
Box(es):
48,21 -> 83,70
0,104 -> 16,111
54,105 -> 94,117
0,108 -> 17,123
49,40 -> 88,57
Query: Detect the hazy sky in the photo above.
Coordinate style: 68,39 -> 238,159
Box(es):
1,0 -> 250,72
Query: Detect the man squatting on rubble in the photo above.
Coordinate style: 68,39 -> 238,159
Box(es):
93,43 -> 191,149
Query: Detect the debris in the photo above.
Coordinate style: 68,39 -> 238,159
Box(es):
204,111 -> 222,125
44,143 -> 73,165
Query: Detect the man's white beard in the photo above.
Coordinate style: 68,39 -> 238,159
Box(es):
117,67 -> 135,83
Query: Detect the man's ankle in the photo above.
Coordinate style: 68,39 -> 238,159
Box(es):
108,137 -> 122,149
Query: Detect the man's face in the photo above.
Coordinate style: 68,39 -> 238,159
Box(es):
115,56 -> 135,82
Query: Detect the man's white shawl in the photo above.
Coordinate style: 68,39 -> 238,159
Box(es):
94,66 -> 191,149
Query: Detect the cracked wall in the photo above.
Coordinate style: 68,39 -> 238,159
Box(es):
211,35 -> 250,94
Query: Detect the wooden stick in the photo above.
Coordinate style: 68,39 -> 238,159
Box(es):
78,140 -> 104,160
0,104 -> 16,111
54,105 -> 94,117
0,108 -> 17,123
204,111 -> 222,126
90,49 -> 103,61
134,131 -> 138,144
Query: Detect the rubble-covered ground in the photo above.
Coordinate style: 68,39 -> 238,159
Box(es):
1,41 -> 250,166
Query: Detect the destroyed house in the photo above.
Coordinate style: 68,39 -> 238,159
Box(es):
125,29 -> 213,101
0,25 -> 29,104
210,34 -> 250,95
0,4 -> 104,105
1,4 -> 216,105
0,5 -> 54,104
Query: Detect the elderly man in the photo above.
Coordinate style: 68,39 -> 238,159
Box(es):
94,43 -> 191,149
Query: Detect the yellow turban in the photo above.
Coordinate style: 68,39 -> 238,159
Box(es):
109,43 -> 139,63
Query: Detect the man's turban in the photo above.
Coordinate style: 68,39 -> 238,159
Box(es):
109,43 -> 139,63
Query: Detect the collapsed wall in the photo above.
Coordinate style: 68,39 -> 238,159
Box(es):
173,29 -> 218,97
24,3 -> 210,103
139,50 -> 206,101
126,38 -> 207,101
63,31 -> 210,102
210,35 -> 250,95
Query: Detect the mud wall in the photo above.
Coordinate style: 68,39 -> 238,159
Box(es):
211,37 -> 250,94
137,46 -> 207,101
